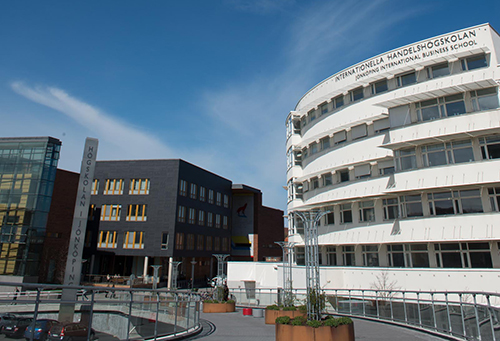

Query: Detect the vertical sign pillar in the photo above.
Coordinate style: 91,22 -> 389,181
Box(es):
59,138 -> 98,322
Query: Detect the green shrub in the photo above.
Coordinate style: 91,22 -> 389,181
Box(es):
204,299 -> 214,304
306,320 -> 322,328
266,304 -> 280,310
291,316 -> 306,326
337,317 -> 353,325
323,316 -> 353,327
298,305 -> 307,313
275,316 -> 291,325
282,306 -> 297,311
226,299 -> 235,304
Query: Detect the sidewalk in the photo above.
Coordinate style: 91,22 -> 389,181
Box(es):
188,308 -> 449,340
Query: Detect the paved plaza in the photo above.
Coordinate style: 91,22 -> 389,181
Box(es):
186,308 -> 450,341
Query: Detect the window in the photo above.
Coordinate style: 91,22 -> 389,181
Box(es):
388,244 -> 429,267
324,206 -> 334,225
383,198 -> 399,220
321,137 -> 330,150
190,183 -> 197,199
427,62 -> 449,78
320,102 -> 329,115
428,189 -> 483,216
123,231 -> 144,249
206,236 -> 213,251
104,179 -> 123,195
359,201 -> 375,222
199,186 -> 206,201
343,246 -> 355,266
223,216 -> 228,229
207,212 -> 213,227
126,204 -> 147,222
177,206 -> 186,223
197,235 -> 204,251
350,87 -> 364,102
395,148 -> 417,171
310,142 -> 318,155
400,195 -> 423,217
481,135 -> 500,160
215,214 -> 221,228
333,130 -> 346,145
461,54 -> 487,71
222,237 -> 229,252
340,203 -> 353,223
351,124 -> 367,140
371,79 -> 388,94
421,140 -> 474,167
223,194 -> 229,208
339,169 -> 349,182
91,179 -> 99,195
308,109 -> 316,122
435,242 -> 492,268
488,187 -> 500,211
326,246 -> 337,265
389,105 -> 411,128
312,177 -> 319,189
129,179 -> 150,195
101,205 -> 121,221
179,180 -> 187,196
471,87 -> 499,112
88,204 -> 96,220
175,233 -> 184,250
98,231 -> 117,248
354,164 -> 370,179
188,208 -> 196,224
378,160 -> 395,175
161,233 -> 169,250
373,118 -> 390,133
208,189 -> 214,204
216,192 -> 222,206
187,234 -> 195,250
416,94 -> 466,121
198,210 -> 205,226
397,72 -> 416,87
333,95 -> 344,109
214,237 -> 221,251
323,173 -> 332,187
362,245 -> 379,266
295,247 -> 305,265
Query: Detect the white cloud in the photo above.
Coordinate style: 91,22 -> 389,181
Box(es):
10,82 -> 175,168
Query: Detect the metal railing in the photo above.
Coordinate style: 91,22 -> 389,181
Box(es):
0,282 -> 202,340
230,287 -> 500,340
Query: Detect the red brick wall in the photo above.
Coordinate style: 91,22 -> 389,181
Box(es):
38,169 -> 79,284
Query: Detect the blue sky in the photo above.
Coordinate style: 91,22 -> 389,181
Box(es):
0,0 -> 499,211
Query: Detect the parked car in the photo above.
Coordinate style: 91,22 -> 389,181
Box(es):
47,322 -> 95,341
2,317 -> 33,338
24,319 -> 59,341
0,313 -> 17,333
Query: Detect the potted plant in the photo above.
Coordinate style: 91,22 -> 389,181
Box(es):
275,290 -> 355,341
264,304 -> 307,325
202,284 -> 236,313
275,315 -> 355,341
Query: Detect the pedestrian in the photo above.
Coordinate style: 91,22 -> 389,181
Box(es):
11,287 -> 19,305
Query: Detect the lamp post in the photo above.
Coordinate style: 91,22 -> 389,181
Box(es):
292,210 -> 329,321
275,241 -> 296,307
190,258 -> 197,289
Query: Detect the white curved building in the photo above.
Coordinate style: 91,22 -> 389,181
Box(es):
285,24 -> 500,291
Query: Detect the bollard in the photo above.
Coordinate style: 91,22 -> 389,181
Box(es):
243,308 -> 252,316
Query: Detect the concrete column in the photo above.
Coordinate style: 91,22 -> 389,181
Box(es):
167,257 -> 173,289
143,256 -> 149,278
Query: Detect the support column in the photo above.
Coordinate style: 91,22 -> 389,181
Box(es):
167,257 -> 173,289
143,256 -> 149,278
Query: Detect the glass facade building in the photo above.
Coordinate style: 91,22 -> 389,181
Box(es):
0,137 -> 61,277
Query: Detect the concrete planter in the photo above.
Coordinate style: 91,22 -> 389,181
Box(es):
275,322 -> 355,341
265,309 -> 305,325
202,302 -> 236,313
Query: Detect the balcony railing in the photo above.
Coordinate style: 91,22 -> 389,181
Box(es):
0,282 -> 201,340
230,287 -> 500,341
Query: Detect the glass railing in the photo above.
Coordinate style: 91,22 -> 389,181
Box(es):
229,287 -> 500,340
0,282 -> 201,340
